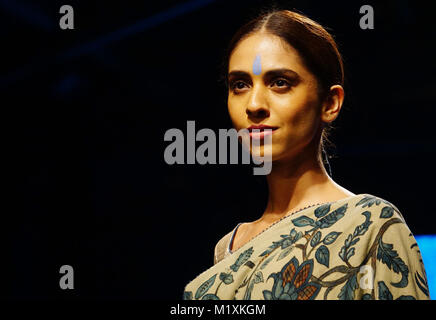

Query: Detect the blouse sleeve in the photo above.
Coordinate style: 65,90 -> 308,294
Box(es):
367,207 -> 430,300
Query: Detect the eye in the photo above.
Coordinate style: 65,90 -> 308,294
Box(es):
230,80 -> 249,93
271,78 -> 290,88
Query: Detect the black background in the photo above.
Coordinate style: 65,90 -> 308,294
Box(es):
4,0 -> 436,299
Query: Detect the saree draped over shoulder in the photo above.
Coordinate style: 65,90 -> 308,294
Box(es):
183,194 -> 430,300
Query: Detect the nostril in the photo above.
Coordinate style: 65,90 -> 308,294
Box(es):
246,108 -> 269,118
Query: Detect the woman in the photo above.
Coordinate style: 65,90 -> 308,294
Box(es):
183,9 -> 430,300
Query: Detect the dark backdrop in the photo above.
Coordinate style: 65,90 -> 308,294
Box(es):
4,0 -> 436,299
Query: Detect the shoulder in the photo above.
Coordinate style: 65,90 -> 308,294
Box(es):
352,193 -> 406,222
332,193 -> 414,249
351,195 -> 430,299
347,194 -> 419,257
213,228 -> 235,265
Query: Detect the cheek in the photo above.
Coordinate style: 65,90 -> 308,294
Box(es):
227,97 -> 245,129
274,94 -> 320,137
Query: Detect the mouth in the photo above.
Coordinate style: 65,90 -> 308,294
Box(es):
247,126 -> 279,139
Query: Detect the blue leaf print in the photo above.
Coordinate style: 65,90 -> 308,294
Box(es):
292,215 -> 315,227
195,274 -> 217,299
361,294 -> 372,300
378,281 -> 393,300
353,211 -> 372,236
254,271 -> 264,284
415,271 -> 429,297
310,231 -> 322,247
396,295 -> 416,300
260,252 -> 278,269
230,247 -> 254,272
338,274 -> 358,300
243,279 -> 255,300
260,247 -> 275,257
339,211 -> 371,263
318,203 -> 348,229
376,239 -> 409,288
314,203 -> 331,218
183,291 -> 193,300
380,206 -> 394,218
219,272 -> 234,285
315,245 -> 330,267
277,246 -> 293,261
323,231 -> 341,245
202,293 -> 220,300
355,196 -> 381,208
263,290 -> 273,300
346,247 -> 355,261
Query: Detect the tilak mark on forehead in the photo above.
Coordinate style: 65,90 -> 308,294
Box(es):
252,54 -> 261,75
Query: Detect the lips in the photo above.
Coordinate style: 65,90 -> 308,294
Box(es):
247,125 -> 278,139
247,125 -> 278,132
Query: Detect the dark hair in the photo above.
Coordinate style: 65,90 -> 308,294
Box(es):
223,9 -> 345,175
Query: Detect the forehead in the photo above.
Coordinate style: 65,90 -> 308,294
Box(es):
228,33 -> 305,73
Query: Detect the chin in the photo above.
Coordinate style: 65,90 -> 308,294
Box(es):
250,145 -> 276,162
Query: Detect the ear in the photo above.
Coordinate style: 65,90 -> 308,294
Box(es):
321,85 -> 345,123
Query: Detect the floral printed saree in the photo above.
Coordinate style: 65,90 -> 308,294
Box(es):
183,194 -> 430,300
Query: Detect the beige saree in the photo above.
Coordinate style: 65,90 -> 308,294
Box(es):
183,194 -> 430,300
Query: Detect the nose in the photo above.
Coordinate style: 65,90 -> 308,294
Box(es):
245,86 -> 269,119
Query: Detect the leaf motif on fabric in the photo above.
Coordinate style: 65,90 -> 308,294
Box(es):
378,281 -> 393,300
202,293 -> 220,300
263,290 -> 273,300
318,203 -> 348,229
376,239 -> 409,288
243,279 -> 255,300
277,246 -> 293,261
339,211 -> 371,263
183,291 -> 193,300
315,245 -> 330,267
314,203 -> 331,218
230,247 -> 254,272
355,195 -> 381,208
346,247 -> 355,261
254,271 -> 264,284
310,231 -> 322,247
353,211 -> 372,236
219,272 -> 234,285
361,293 -> 372,300
396,295 -> 416,300
291,215 -> 315,227
380,206 -> 394,218
195,274 -> 217,299
338,273 -> 358,300
415,271 -> 430,297
260,252 -> 278,270
323,231 -> 341,245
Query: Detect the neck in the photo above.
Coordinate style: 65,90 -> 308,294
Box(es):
260,141 -> 338,224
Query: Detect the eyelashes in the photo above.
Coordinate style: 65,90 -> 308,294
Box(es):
230,80 -> 249,92
229,78 -> 293,93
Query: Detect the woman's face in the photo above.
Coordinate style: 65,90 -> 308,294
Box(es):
227,32 -> 324,163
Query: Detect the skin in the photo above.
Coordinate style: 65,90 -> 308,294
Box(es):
227,32 -> 355,251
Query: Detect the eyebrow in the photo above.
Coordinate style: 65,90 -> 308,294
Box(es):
228,68 -> 301,81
